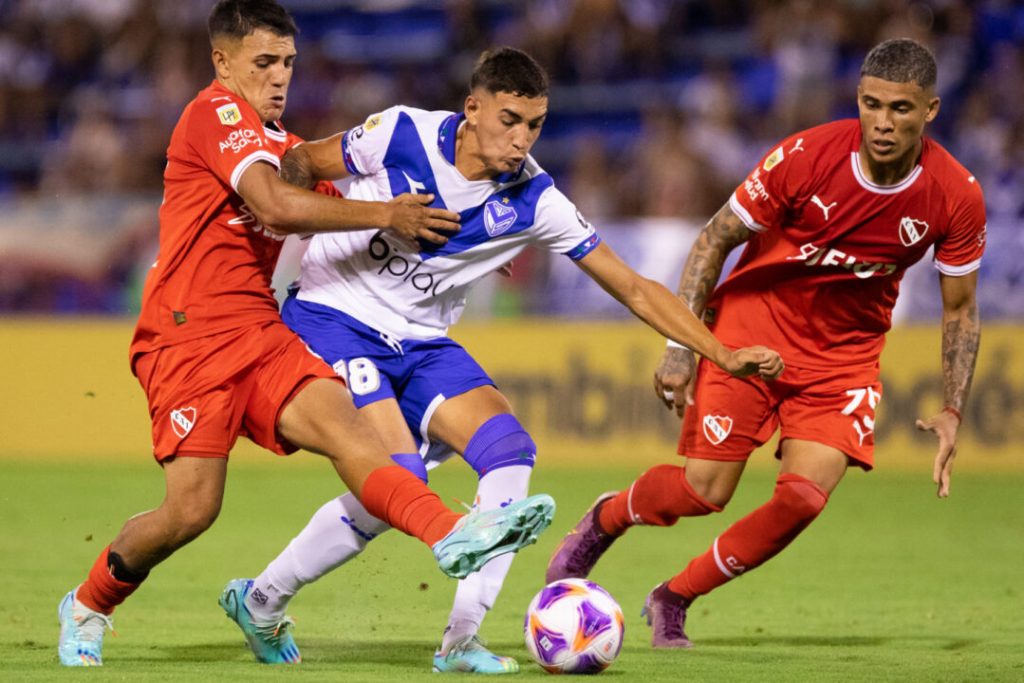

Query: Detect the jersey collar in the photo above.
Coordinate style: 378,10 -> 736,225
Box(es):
437,112 -> 525,184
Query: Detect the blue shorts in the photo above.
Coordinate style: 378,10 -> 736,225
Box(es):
282,296 -> 494,454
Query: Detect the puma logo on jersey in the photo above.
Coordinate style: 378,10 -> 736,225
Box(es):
789,137 -> 806,153
811,195 -> 837,221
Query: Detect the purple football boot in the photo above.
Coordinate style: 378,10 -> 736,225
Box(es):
545,492 -> 619,583
641,582 -> 694,648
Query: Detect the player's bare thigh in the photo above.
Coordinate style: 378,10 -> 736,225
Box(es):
779,438 -> 850,494
428,385 -> 514,453
358,398 -> 419,454
277,378 -> 390,489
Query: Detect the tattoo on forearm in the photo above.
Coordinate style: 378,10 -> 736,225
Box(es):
280,148 -> 315,189
678,208 -> 751,316
942,302 -> 980,412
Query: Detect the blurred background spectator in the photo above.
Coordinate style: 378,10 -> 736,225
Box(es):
0,0 -> 1021,319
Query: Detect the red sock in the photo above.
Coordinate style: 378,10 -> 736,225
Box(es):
76,546 -> 144,615
598,465 -> 721,536
359,465 -> 461,547
669,473 -> 828,599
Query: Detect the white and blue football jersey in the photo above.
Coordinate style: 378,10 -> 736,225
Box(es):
295,106 -> 601,340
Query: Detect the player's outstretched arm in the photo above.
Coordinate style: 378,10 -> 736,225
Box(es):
915,271 -> 980,498
575,240 -> 783,384
650,203 -> 764,415
236,161 -> 460,244
280,133 -> 349,189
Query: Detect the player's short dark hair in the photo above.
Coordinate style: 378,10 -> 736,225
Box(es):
208,0 -> 297,43
860,38 -> 937,89
470,47 -> 549,98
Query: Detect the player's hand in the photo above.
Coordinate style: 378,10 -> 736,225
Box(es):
386,193 -> 460,247
721,346 -> 784,380
653,347 -> 697,418
915,410 -> 960,498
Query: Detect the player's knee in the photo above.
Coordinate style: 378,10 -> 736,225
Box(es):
463,414 -> 536,478
774,473 -> 829,522
390,452 -> 428,483
634,464 -> 722,526
683,464 -> 740,509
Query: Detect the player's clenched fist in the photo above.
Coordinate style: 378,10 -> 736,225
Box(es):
386,193 -> 460,246
653,347 -> 697,418
723,345 -> 784,380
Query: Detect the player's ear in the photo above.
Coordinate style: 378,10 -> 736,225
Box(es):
210,37 -> 235,80
464,93 -> 480,126
924,96 -> 940,123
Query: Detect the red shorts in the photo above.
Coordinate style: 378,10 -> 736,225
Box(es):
678,359 -> 882,470
133,321 -> 340,462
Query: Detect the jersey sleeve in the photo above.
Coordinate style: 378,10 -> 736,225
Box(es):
532,186 -> 602,260
339,106 -> 403,177
187,96 -> 280,192
312,179 -> 343,198
934,181 -> 986,276
729,132 -> 810,232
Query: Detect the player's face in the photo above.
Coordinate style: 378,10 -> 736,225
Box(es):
212,29 -> 296,123
857,76 -> 939,169
465,90 -> 547,176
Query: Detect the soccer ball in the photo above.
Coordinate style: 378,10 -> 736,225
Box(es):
523,578 -> 624,674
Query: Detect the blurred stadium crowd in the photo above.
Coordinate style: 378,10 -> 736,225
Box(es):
0,0 -> 1021,317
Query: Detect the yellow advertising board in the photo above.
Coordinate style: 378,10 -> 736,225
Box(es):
2,319 -> 1021,471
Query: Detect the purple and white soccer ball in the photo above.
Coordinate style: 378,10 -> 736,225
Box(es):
524,578 -> 625,674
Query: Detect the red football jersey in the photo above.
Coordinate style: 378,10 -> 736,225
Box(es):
710,119 -> 986,369
130,80 -> 302,359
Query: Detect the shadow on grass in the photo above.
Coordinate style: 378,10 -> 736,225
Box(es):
149,638 -> 633,676
698,635 -> 980,650
155,638 -> 530,667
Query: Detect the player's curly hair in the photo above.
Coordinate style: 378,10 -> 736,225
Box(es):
861,38 -> 936,89
471,47 -> 549,98
208,0 -> 298,43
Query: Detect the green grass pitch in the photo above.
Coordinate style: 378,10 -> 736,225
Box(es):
2,455 -> 1022,681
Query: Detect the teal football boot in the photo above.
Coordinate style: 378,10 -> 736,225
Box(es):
433,635 -> 519,674
219,578 -> 301,664
432,493 -> 555,579
57,587 -> 113,666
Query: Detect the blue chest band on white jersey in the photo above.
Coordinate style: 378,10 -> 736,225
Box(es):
463,414 -> 537,478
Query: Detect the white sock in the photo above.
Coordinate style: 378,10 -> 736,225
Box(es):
441,466 -> 532,653
246,492 -> 391,622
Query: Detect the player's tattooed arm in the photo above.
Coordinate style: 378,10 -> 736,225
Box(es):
916,271 -> 980,498
939,272 -> 981,415
280,145 -> 316,190
677,203 -> 753,316
281,132 -> 351,190
654,202 -> 757,415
